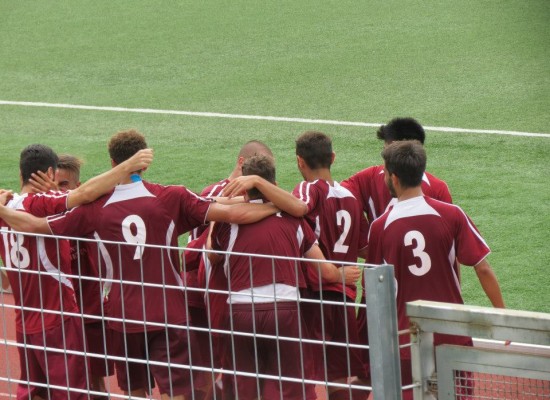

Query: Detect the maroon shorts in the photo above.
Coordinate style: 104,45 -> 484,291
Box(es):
301,290 -> 368,382
111,327 -> 191,397
16,316 -> 89,400
83,321 -> 114,377
228,302 -> 316,400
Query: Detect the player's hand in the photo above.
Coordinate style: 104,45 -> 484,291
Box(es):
0,189 -> 14,206
222,175 -> 259,198
341,266 -> 362,286
29,171 -> 58,193
125,148 -> 154,172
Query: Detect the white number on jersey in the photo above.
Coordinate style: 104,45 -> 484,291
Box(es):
404,230 -> 431,276
334,210 -> 352,253
121,215 -> 147,260
1,229 -> 30,269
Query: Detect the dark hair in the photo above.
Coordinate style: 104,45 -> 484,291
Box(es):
238,140 -> 274,159
57,154 -> 83,181
108,129 -> 147,164
19,144 -> 58,185
376,117 -> 425,144
295,131 -> 333,169
381,140 -> 426,188
242,155 -> 276,199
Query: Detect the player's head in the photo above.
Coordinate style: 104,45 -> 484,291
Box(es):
242,155 -> 276,200
108,129 -> 147,167
19,144 -> 59,185
56,154 -> 83,190
295,131 -> 334,172
377,117 -> 426,145
235,140 -> 274,176
381,140 -> 426,196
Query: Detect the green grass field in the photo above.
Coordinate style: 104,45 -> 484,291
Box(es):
0,1 -> 549,313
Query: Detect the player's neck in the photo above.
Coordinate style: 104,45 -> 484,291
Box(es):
20,184 -> 33,194
305,168 -> 333,184
397,186 -> 423,202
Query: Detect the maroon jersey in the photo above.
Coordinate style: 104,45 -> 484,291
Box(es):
212,207 -> 317,293
0,192 -> 77,334
366,196 -> 489,358
342,165 -> 452,225
70,240 -> 103,322
292,180 -> 365,299
48,180 -> 212,333
183,178 -> 229,308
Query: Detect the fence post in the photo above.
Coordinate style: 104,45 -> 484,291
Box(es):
364,264 -> 402,400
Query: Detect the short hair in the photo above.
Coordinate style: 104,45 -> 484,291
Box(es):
381,140 -> 426,188
238,140 -> 274,160
242,155 -> 276,200
376,117 -> 426,144
57,154 -> 83,181
295,131 -> 333,169
108,129 -> 147,165
19,144 -> 58,185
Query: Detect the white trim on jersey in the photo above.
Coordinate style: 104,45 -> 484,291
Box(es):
37,237 -> 74,291
223,224 -> 239,278
384,196 -> 440,230
368,197 -> 377,221
422,173 -> 431,186
205,181 -> 228,198
95,232 -> 114,300
448,242 -> 461,294
229,283 -> 299,304
166,220 -> 184,288
103,181 -> 155,207
327,181 -> 356,200
296,224 -> 304,248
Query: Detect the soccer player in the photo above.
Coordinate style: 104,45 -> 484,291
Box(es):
183,140 -> 274,399
210,155 -> 362,400
223,131 -> 370,399
0,130 -> 279,400
366,140 -> 505,400
55,154 -> 114,398
0,144 -> 153,400
341,117 -> 452,226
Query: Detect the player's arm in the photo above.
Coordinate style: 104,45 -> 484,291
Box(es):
304,244 -> 361,285
474,259 -> 505,308
205,201 -> 279,224
0,204 -> 51,234
210,196 -> 246,205
66,148 -> 153,209
222,175 -> 308,217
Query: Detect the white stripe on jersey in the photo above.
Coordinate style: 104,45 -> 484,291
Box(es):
166,220 -> 184,288
205,181 -> 228,197
384,196 -> 440,230
103,181 -> 155,207
448,242 -> 461,293
368,197 -> 377,220
37,237 -> 74,291
296,224 -> 304,248
95,232 -> 114,300
34,191 -> 68,199
7,193 -> 26,210
223,224 -> 239,278
422,173 -> 430,186
298,181 -> 314,205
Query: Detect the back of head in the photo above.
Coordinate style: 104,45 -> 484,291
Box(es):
381,140 -> 426,188
238,140 -> 274,160
20,144 -> 59,185
108,129 -> 147,165
295,131 -> 333,169
57,154 -> 83,182
242,155 -> 276,200
376,117 -> 426,144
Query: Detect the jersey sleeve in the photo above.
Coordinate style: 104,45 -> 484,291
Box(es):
365,218 -> 385,265
47,204 -> 95,238
211,222 -> 230,252
292,181 -> 320,213
24,191 -> 69,217
454,207 -> 490,266
299,218 -> 318,253
175,187 -> 213,233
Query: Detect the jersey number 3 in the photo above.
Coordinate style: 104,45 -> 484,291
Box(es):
404,230 -> 431,276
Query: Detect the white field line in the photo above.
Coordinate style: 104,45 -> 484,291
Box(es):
1,100 -> 549,138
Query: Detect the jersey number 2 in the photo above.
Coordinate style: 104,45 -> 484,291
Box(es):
334,210 -> 352,253
404,230 -> 431,276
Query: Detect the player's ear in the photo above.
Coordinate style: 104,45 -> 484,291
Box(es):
331,152 -> 335,165
111,159 -> 117,168
237,156 -> 245,168
47,167 -> 55,180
